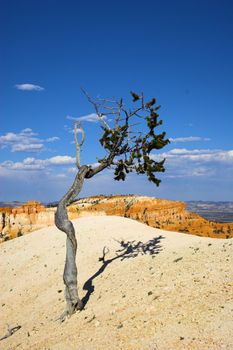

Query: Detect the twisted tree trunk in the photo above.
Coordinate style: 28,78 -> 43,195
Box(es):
55,165 -> 90,320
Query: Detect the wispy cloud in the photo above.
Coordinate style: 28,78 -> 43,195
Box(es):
45,136 -> 60,142
0,128 -> 59,153
11,143 -> 44,152
15,83 -> 44,91
21,128 -> 38,136
66,113 -> 106,123
169,136 -> 210,143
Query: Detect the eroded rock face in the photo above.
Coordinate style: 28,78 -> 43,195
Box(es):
0,202 -> 55,242
0,196 -> 233,242
69,195 -> 233,239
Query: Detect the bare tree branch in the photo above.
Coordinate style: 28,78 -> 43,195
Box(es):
74,122 -> 85,169
80,88 -> 112,130
98,97 -> 118,104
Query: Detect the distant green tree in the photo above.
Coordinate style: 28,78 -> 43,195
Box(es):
55,90 -> 170,321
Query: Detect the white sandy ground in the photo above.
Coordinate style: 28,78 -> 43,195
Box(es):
0,216 -> 233,350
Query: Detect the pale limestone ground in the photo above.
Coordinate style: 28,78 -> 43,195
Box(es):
0,216 -> 232,350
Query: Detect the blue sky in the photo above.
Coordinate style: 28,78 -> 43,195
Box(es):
1,0 -> 233,202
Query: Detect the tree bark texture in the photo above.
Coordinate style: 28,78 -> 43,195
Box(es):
55,165 -> 90,318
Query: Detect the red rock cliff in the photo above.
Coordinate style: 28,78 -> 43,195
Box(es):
1,196 -> 233,242
69,195 -> 233,239
0,201 -> 55,241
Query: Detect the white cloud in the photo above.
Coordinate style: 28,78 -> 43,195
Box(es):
66,113 -> 107,123
152,148 -> 233,161
20,128 -> 38,136
15,83 -> 44,91
1,159 -> 45,171
11,143 -> 44,152
0,132 -> 23,143
167,148 -> 214,155
0,156 -> 98,172
151,148 -> 233,178
67,167 -> 77,173
0,128 -> 59,153
48,156 -> 75,165
1,148 -> 233,201
45,136 -> 60,142
169,136 -> 210,143
1,155 -> 76,171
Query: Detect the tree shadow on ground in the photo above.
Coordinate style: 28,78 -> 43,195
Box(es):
82,235 -> 164,307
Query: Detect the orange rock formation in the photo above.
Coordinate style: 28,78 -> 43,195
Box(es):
0,201 -> 55,241
11,201 -> 45,215
0,196 -> 232,242
69,195 -> 233,239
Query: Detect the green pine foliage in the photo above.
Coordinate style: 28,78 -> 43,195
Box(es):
98,91 -> 170,186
